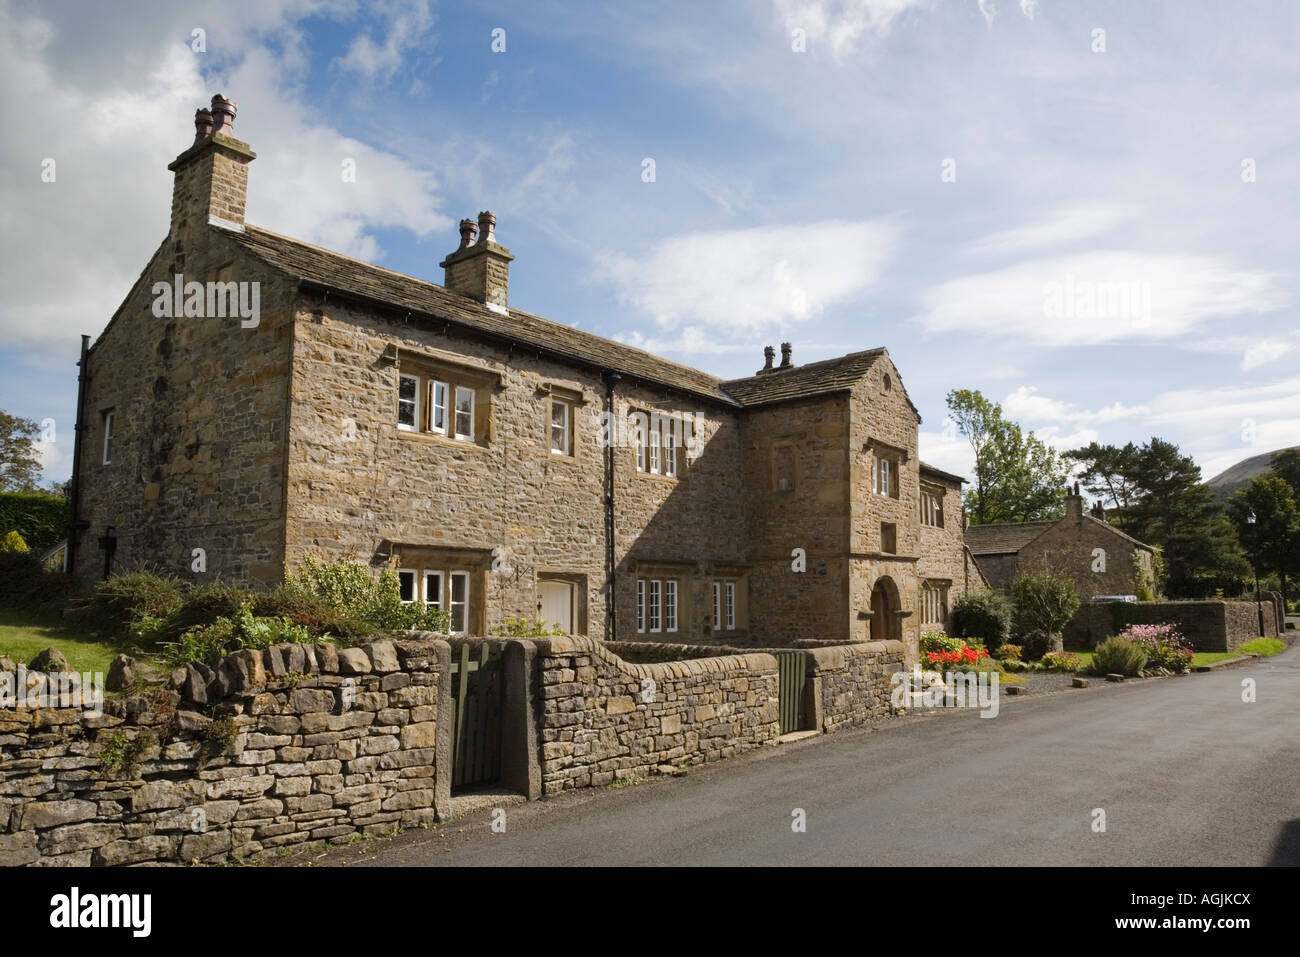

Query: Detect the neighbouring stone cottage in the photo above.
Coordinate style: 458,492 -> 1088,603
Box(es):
965,485 -> 1155,600
68,94 -> 981,655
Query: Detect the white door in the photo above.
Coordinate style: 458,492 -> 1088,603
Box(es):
538,580 -> 574,634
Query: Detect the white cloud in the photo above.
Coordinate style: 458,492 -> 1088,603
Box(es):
1019,0 -> 1038,20
1241,339 -> 1294,371
1001,386 -> 1145,428
334,0 -> 436,81
968,205 -> 1133,257
918,428 -> 974,480
978,0 -> 996,25
774,0 -> 930,57
0,2 -> 449,351
913,251 -> 1285,346
593,219 -> 897,331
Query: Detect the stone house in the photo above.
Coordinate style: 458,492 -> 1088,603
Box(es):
68,95 -> 979,652
965,486 -> 1154,601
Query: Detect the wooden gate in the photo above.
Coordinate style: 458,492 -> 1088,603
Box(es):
449,642 -> 503,791
775,651 -> 806,734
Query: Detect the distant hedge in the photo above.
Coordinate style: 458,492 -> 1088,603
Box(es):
0,491 -> 67,552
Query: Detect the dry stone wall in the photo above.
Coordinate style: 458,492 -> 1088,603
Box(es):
0,637 -> 446,867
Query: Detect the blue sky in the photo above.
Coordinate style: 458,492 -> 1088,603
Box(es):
2,0 -> 1297,486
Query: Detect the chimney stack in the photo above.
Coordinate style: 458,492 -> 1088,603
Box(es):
779,342 -> 793,369
441,211 -> 514,312
168,93 -> 256,258
756,345 -> 775,375
1066,482 -> 1083,520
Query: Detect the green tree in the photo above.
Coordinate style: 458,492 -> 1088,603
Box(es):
1228,474 -> 1300,600
1067,437 -> 1250,598
1010,569 -> 1080,658
1268,448 -> 1300,500
0,410 -> 43,492
945,389 -> 1069,524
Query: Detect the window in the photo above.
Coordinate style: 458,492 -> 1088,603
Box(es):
633,411 -> 682,477
101,411 -> 115,465
450,571 -> 469,634
454,387 -> 475,441
424,571 -> 444,610
648,579 -> 661,632
713,580 -> 738,631
429,380 -> 448,435
550,397 -> 571,455
881,522 -> 897,554
637,577 -> 679,634
922,582 -> 949,625
395,366 -> 484,444
920,487 -> 945,528
397,568 -> 417,603
398,374 -> 419,431
874,454 -> 895,497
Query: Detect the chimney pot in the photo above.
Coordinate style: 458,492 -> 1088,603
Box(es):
476,210 -> 497,245
458,218 -> 478,249
763,346 -> 774,370
209,94 -> 237,135
194,108 -> 213,142
779,342 -> 793,368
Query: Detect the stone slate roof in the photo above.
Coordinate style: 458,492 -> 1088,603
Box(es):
231,225 -> 740,407
965,514 -> 1154,555
964,521 -> 1057,555
719,349 -> 922,420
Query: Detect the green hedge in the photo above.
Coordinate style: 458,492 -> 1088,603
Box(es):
0,491 -> 67,552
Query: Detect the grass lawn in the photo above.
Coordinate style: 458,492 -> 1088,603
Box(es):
0,609 -> 126,675
1066,638 -> 1287,674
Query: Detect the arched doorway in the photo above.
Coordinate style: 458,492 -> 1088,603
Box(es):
869,576 -> 899,641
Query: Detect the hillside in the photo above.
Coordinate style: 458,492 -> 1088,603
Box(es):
1204,446 -> 1300,502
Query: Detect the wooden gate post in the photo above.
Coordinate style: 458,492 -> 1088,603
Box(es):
434,639 -> 454,821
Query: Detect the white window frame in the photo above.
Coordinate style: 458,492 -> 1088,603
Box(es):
648,426 -> 661,474
454,386 -> 475,442
635,420 -> 646,472
429,380 -> 448,436
664,429 -> 677,477
724,581 -> 736,631
398,374 -> 420,432
637,579 -> 646,633
648,579 -> 661,633
101,411 -> 115,465
397,568 -> 417,604
449,570 -> 470,635
712,582 -> 721,631
424,570 -> 444,610
551,397 -> 571,455
876,455 -> 893,496
664,580 -> 678,633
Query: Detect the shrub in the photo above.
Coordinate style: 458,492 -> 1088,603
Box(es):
950,589 -> 1012,652
283,557 -> 450,635
162,606 -> 314,668
1116,623 -> 1193,673
163,581 -> 252,643
994,643 -> 1022,661
251,585 -> 352,637
920,630 -> 965,656
1041,651 -> 1083,672
83,571 -> 184,636
1,530 -> 29,553
0,551 -> 49,608
0,490 -> 67,551
1091,637 -> 1148,676
500,617 -> 566,638
1011,570 -> 1080,640
919,631 -> 990,670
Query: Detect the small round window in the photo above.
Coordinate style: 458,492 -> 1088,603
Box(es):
882,373 -> 892,392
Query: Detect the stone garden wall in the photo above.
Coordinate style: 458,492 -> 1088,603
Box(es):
0,637 -> 447,867
2,633 -> 906,865
532,636 -> 782,793
1064,600 -> 1279,652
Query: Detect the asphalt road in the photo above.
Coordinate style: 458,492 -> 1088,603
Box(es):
310,645 -> 1299,867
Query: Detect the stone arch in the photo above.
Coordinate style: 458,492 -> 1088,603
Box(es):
869,575 -> 902,641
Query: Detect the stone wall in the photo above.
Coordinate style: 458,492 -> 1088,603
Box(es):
0,638 -> 446,867
1064,600 -> 1279,652
807,640 -> 907,732
531,636 -> 781,792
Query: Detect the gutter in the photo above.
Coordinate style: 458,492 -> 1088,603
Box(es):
602,370 -> 622,642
